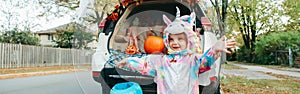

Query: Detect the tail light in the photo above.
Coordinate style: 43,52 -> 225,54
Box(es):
93,71 -> 100,77
210,76 -> 217,81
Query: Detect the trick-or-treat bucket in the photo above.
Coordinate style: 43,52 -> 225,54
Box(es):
110,82 -> 143,94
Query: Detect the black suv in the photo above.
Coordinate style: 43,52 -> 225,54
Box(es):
92,0 -> 222,94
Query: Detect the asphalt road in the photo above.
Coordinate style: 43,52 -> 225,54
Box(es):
0,71 -> 102,94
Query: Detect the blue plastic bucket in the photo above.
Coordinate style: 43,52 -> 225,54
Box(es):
110,82 -> 143,94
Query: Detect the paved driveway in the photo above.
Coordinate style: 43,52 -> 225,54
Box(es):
221,63 -> 300,80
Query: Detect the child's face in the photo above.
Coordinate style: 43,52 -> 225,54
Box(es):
169,33 -> 187,51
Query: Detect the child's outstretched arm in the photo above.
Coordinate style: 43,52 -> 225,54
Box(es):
196,48 -> 220,73
116,56 -> 157,77
197,36 -> 236,73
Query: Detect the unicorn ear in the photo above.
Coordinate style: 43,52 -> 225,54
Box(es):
189,12 -> 196,24
163,15 -> 172,25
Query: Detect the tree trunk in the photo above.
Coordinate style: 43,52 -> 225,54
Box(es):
95,4 -> 107,33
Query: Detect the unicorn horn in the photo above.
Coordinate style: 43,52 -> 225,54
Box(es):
176,7 -> 180,20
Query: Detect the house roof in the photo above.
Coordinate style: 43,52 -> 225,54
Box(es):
34,22 -> 98,35
34,23 -> 71,34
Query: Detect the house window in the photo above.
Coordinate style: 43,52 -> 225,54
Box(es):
48,34 -> 52,40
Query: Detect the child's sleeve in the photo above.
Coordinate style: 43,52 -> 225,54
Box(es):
123,56 -> 157,77
196,48 -> 220,74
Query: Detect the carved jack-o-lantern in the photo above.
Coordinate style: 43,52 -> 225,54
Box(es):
125,45 -> 137,55
125,29 -> 140,55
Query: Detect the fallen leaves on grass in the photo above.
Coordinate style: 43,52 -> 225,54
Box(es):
221,74 -> 300,94
268,73 -> 300,81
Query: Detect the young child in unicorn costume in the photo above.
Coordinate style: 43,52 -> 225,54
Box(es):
117,7 -> 235,94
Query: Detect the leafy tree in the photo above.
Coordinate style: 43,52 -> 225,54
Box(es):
210,0 -> 229,36
226,0 -> 282,62
56,0 -> 118,27
54,0 -> 80,10
52,29 -> 74,48
71,22 -> 96,49
52,22 -> 95,49
281,0 -> 300,31
0,28 -> 40,45
73,28 -> 95,49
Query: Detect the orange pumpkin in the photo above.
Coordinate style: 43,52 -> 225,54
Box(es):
144,36 -> 164,54
126,45 -> 138,55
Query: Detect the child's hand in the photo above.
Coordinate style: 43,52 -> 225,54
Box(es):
116,59 -> 127,68
212,36 -> 236,54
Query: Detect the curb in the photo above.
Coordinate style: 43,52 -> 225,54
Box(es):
0,69 -> 87,80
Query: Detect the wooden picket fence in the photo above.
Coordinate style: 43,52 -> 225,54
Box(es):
0,43 -> 95,68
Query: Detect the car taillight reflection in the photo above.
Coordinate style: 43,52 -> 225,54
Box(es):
210,76 -> 217,81
93,71 -> 100,77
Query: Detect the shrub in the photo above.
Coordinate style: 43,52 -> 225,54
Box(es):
236,46 -> 253,63
254,31 -> 300,65
1,29 -> 40,45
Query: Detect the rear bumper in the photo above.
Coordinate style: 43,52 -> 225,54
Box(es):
92,67 -> 157,93
92,67 -> 220,94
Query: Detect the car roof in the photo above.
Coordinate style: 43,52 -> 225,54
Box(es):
125,0 -> 205,19
127,1 -> 190,18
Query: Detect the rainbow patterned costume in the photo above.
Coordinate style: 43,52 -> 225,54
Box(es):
123,7 -> 220,94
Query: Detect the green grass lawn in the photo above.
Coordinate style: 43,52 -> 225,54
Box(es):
221,75 -> 300,94
221,62 -> 300,94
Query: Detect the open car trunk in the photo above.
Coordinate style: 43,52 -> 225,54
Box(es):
95,0 -> 222,94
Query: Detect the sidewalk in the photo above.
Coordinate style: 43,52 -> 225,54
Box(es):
0,69 -> 87,80
234,63 -> 300,78
221,62 -> 300,80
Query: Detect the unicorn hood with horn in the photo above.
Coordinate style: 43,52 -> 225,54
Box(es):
118,7 -> 220,94
163,7 -> 202,55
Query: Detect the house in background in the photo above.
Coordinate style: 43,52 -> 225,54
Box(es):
34,27 -> 58,47
34,22 -> 98,49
